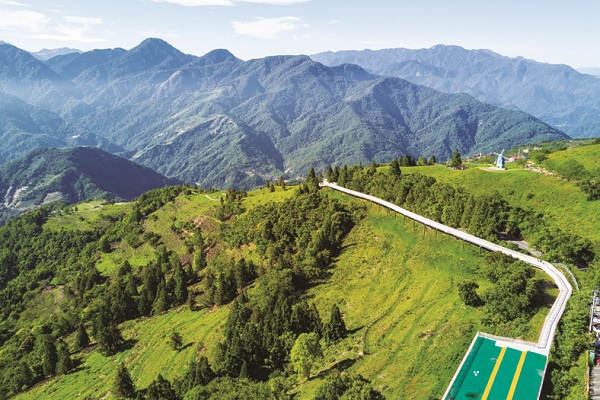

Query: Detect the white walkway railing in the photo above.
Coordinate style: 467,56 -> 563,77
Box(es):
320,179 -> 572,355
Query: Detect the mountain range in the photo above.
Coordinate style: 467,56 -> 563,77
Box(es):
312,45 -> 600,138
0,39 -> 568,188
0,146 -> 179,223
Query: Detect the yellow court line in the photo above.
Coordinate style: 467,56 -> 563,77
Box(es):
481,347 -> 507,400
507,351 -> 528,400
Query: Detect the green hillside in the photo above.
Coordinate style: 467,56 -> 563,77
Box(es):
0,146 -> 180,225
402,143 -> 600,248
5,177 -> 560,400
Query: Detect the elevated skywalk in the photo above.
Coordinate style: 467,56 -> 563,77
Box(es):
320,179 -> 573,399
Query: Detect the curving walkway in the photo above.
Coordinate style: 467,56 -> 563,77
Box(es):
320,179 -> 572,355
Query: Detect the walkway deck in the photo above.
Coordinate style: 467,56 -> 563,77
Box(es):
320,180 -> 573,399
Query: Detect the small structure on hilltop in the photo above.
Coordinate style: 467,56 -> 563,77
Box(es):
493,149 -> 507,170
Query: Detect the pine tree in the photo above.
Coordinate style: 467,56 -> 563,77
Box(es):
279,176 -> 286,191
173,264 -> 188,305
326,166 -> 333,181
94,302 -> 124,356
169,330 -> 183,351
146,374 -> 176,400
369,161 -> 377,175
152,282 -> 170,314
323,304 -> 347,344
41,335 -> 58,377
56,340 -> 73,375
332,166 -> 340,182
73,321 -> 90,351
113,362 -> 136,399
389,159 -> 401,177
449,148 -> 463,168
96,323 -> 123,356
428,155 -> 436,165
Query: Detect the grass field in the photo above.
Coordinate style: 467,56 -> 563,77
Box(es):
403,150 -> 600,248
44,201 -> 132,232
294,190 -> 554,399
15,185 -> 555,399
15,307 -> 228,400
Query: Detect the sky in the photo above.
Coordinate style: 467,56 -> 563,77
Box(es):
0,0 -> 599,68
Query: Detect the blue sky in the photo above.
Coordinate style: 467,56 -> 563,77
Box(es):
0,0 -> 599,68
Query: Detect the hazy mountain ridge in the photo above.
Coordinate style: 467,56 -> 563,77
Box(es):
0,92 -> 109,164
30,47 -> 81,61
0,39 -> 568,188
0,146 -> 180,223
311,45 -> 600,138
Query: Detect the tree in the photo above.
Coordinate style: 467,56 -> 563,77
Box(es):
458,280 -> 483,307
145,374 -> 177,400
417,156 -> 427,166
173,264 -> 188,305
73,321 -> 90,351
389,159 -> 401,177
56,340 -> 73,375
40,335 -> 58,377
169,330 -> 183,351
279,176 -> 286,190
323,304 -> 347,344
449,148 -> 462,168
113,362 -> 136,399
428,155 -> 436,165
152,282 -> 170,314
96,322 -> 123,356
368,162 -> 377,175
315,370 -> 385,400
290,332 -> 323,380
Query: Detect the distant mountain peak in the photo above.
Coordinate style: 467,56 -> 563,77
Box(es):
202,49 -> 239,63
31,47 -> 82,61
131,38 -> 180,54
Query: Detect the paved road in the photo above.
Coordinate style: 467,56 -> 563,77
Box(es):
320,179 -> 572,355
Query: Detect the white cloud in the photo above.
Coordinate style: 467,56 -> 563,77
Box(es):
151,0 -> 234,6
328,19 -> 340,25
31,15 -> 106,43
0,10 -> 48,32
150,0 -> 309,6
0,0 -> 30,6
63,16 -> 102,25
237,0 -> 310,4
232,16 -> 308,39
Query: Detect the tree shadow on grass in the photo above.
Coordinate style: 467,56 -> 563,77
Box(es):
315,358 -> 358,379
180,342 -> 194,351
121,338 -> 137,351
347,325 -> 364,334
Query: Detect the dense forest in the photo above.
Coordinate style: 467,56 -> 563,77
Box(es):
0,178 -> 385,399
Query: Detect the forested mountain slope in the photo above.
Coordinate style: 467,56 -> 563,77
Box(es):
0,171 -> 566,399
0,39 -> 567,188
0,147 -> 179,224
0,92 -> 105,165
312,45 -> 600,138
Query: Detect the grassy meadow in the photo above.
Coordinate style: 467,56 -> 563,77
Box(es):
14,182 -> 557,399
402,145 -> 600,248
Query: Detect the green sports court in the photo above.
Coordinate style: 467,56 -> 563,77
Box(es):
444,335 -> 547,400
